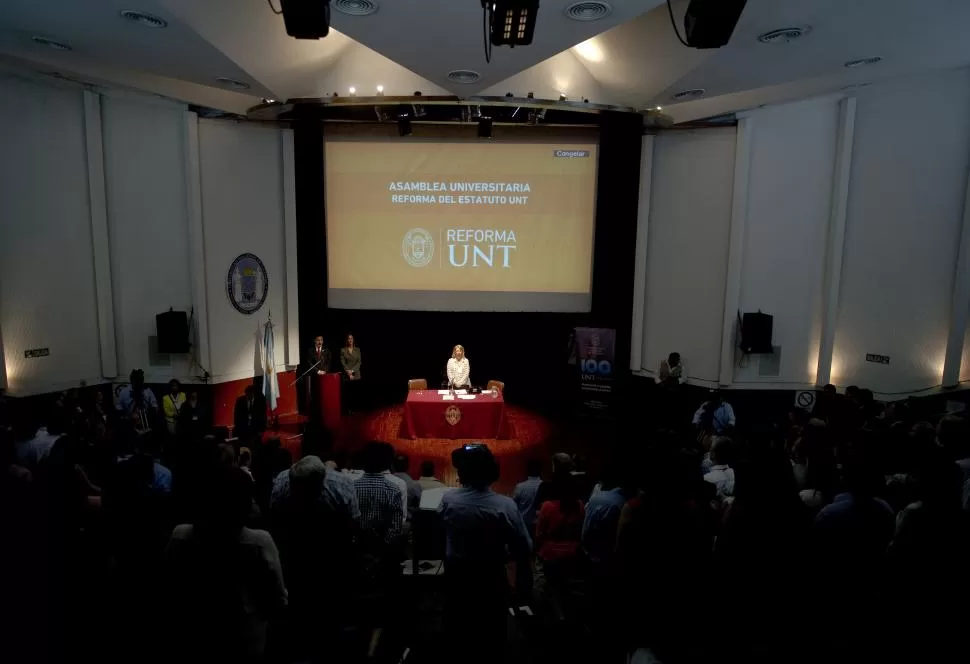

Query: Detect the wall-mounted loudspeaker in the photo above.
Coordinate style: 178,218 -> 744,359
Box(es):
740,311 -> 773,354
156,310 -> 190,354
683,0 -> 748,49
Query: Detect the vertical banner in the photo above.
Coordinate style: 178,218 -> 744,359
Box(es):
575,327 -> 615,413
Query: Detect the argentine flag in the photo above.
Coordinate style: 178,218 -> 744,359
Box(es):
262,321 -> 280,411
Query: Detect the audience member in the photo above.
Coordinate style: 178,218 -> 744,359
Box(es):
693,389 -> 735,435
176,390 -> 208,439
163,467 -> 286,660
353,442 -> 405,558
161,379 -> 186,435
416,460 -> 445,491
117,369 -> 159,433
702,436 -> 735,499
581,460 -> 631,567
233,385 -> 267,443
392,453 -> 422,513
439,443 -> 532,663
512,458 -> 543,532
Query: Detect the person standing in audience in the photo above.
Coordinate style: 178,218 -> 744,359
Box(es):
439,444 -> 532,662
446,344 -> 471,389
161,379 -> 186,436
163,467 -> 287,661
693,390 -> 735,435
353,442 -> 405,559
534,465 -> 585,597
118,369 -> 158,433
177,391 -> 208,439
392,453 -> 422,515
417,460 -> 445,491
703,437 -> 736,499
658,352 -> 683,387
581,460 -> 631,568
512,458 -> 543,533
233,385 -> 266,443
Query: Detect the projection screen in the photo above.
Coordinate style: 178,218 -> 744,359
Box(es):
325,139 -> 598,312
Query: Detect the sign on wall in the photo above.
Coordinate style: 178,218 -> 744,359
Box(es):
575,327 -> 615,414
226,253 -> 268,315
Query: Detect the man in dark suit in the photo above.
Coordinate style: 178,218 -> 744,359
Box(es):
234,385 -> 267,443
304,336 -> 331,417
307,336 -> 331,374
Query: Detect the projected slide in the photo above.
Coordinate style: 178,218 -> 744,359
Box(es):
325,140 -> 598,312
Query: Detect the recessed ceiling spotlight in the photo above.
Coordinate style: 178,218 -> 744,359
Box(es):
563,1 -> 613,22
349,86 -> 357,96
120,10 -> 168,28
215,77 -> 250,90
447,69 -> 482,84
844,56 -> 882,68
261,97 -> 278,104
333,0 -> 379,16
31,36 -> 72,51
757,26 -> 810,43
376,85 -> 384,96
671,88 -> 705,100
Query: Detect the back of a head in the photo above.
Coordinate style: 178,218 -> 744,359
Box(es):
289,455 -> 326,502
420,460 -> 436,477
362,441 -> 393,473
937,415 -> 970,459
197,467 -> 252,535
452,443 -> 498,489
551,452 -> 573,477
710,436 -> 734,467
393,454 -> 410,474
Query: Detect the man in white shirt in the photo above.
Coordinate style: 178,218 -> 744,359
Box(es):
417,460 -> 446,491
512,459 -> 543,533
446,344 -> 471,388
703,437 -> 735,499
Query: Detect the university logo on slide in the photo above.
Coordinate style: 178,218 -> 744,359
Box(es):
402,228 -> 435,267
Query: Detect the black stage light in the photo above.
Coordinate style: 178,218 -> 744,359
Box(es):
280,0 -> 331,39
486,1 -> 539,47
398,117 -> 412,136
477,117 -> 493,138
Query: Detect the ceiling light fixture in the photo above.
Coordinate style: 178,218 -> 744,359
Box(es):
215,77 -> 251,90
844,56 -> 882,68
563,1 -> 612,21
349,86 -> 357,96
376,84 -> 384,96
31,36 -> 72,51
333,0 -> 379,16
120,10 -> 169,28
559,93 -> 567,101
671,88 -> 705,100
572,38 -> 604,63
448,69 -> 482,84
757,26 -> 810,43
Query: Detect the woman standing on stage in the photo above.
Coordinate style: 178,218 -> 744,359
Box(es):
340,333 -> 361,380
447,344 -> 471,389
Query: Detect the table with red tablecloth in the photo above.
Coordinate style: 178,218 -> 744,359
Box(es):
404,390 -> 510,439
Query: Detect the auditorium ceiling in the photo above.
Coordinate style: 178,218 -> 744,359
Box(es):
0,0 -> 968,122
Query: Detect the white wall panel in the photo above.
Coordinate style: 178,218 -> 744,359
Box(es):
641,128 -> 736,382
0,77 -> 102,394
199,120 -> 287,381
834,69 -> 970,392
734,97 -> 840,386
102,96 -> 193,382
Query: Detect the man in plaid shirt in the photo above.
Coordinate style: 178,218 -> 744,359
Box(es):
354,442 -> 404,553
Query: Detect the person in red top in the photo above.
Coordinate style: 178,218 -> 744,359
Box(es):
534,473 -> 586,603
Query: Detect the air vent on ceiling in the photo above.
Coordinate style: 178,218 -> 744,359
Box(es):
844,56 -> 882,68
563,1 -> 613,21
31,36 -> 72,51
333,0 -> 379,16
120,10 -> 168,28
448,69 -> 482,84
757,26 -> 810,43
215,77 -> 251,90
671,88 -> 705,100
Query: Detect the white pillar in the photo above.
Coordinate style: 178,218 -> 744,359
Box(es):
183,110 -> 211,377
630,134 -> 654,371
718,116 -> 753,386
816,96 -> 857,386
82,90 -> 118,379
941,136 -> 970,387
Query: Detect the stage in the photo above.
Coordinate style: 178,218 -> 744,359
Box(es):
260,402 -> 556,494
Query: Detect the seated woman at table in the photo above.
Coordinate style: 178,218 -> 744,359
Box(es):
340,333 -> 361,380
446,344 -> 471,389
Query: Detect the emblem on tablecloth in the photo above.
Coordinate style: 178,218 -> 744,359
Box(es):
444,405 -> 462,426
